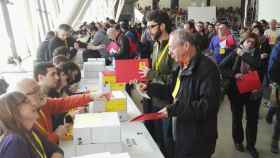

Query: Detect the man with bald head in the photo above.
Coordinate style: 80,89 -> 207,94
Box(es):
15,78 -> 110,144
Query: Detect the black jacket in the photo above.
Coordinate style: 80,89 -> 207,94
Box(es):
149,53 -> 221,157
219,48 -> 263,95
36,40 -> 52,62
48,37 -> 77,59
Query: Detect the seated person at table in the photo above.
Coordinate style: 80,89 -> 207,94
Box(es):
0,91 -> 63,158
51,62 -> 83,130
53,55 -> 69,67
52,46 -> 69,59
15,78 -> 110,144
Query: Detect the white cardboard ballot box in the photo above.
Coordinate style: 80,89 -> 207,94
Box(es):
83,59 -> 106,78
73,112 -> 121,145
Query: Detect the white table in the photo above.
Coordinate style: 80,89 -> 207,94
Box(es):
60,80 -> 164,158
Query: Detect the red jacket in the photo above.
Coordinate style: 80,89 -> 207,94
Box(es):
36,94 -> 92,144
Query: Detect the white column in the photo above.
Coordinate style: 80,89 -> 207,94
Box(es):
0,0 -> 17,57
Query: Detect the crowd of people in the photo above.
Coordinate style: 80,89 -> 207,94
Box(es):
0,7 -> 280,158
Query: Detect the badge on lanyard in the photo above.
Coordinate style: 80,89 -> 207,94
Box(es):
219,40 -> 227,55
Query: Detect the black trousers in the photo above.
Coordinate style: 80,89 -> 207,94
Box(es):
273,107 -> 280,141
142,98 -> 174,158
176,152 -> 213,158
227,92 -> 261,148
185,154 -> 212,158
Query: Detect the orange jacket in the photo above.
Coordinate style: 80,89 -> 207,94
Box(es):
36,94 -> 92,144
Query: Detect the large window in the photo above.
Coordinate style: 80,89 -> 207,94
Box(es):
8,0 -> 31,60
0,0 -> 58,67
0,6 -> 12,66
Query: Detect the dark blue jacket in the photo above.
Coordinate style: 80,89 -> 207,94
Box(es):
0,129 -> 63,158
148,54 -> 221,157
268,42 -> 280,83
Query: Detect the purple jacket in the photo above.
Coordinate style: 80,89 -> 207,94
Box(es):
0,129 -> 63,158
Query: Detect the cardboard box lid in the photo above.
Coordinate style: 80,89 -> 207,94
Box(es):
74,112 -> 120,129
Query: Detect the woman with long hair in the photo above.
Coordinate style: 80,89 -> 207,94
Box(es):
0,91 -> 63,158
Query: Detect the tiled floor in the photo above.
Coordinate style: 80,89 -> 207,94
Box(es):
130,90 -> 279,158
213,97 -> 279,158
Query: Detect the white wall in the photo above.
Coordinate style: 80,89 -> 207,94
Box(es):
258,0 -> 280,22
211,0 -> 240,8
136,0 -> 241,9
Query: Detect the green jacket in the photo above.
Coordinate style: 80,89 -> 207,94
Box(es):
147,40 -> 176,84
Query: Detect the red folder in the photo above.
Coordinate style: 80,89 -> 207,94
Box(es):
236,71 -> 261,94
115,59 -> 149,82
130,112 -> 165,122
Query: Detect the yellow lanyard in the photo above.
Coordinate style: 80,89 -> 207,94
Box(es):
31,132 -> 47,158
172,77 -> 181,99
155,43 -> 169,71
35,122 -> 47,136
36,110 -> 48,134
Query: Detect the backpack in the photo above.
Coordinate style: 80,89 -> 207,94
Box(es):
125,31 -> 139,58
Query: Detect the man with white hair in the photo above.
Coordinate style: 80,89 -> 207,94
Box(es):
155,29 -> 221,158
48,24 -> 77,60
15,78 -> 110,144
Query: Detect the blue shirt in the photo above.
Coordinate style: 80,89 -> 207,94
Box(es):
208,35 -> 235,63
